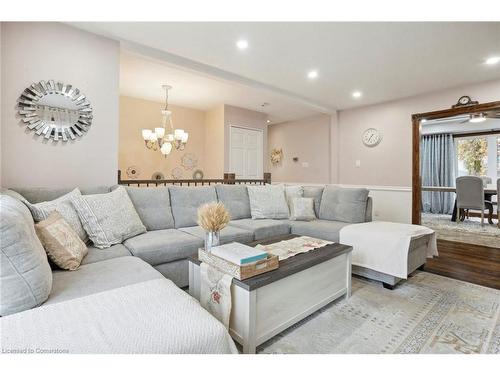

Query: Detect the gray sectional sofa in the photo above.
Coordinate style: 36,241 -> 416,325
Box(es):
5,184 -> 373,289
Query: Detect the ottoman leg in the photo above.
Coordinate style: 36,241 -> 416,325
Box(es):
382,282 -> 395,290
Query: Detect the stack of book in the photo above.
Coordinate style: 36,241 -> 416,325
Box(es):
198,242 -> 279,280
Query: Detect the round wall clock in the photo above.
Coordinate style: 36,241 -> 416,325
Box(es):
362,128 -> 382,147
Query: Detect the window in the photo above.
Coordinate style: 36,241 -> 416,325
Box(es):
455,134 -> 500,182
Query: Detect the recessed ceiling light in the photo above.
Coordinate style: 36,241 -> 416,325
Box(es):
266,119 -> 271,124
236,40 -> 248,50
307,70 -> 318,79
352,91 -> 362,99
485,56 -> 500,65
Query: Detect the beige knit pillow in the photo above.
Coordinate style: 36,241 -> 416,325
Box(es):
35,211 -> 88,271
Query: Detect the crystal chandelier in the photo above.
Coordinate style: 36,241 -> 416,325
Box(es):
141,85 -> 189,156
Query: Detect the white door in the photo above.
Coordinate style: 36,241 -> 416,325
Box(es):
230,126 -> 263,179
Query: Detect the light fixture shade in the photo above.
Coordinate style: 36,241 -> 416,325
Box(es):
181,132 -> 189,143
142,129 -> 152,140
160,142 -> 172,155
155,127 -> 165,138
469,114 -> 486,123
166,133 -> 174,142
174,129 -> 185,140
149,132 -> 158,141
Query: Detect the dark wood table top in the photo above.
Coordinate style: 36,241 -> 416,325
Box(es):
189,234 -> 352,291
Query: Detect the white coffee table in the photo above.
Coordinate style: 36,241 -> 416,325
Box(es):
188,235 -> 353,354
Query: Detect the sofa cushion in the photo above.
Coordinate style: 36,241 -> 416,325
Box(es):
71,186 -> 146,249
319,186 -> 369,223
35,211 -> 88,271
229,218 -> 291,240
45,256 -> 163,306
179,225 -> 254,244
289,197 -> 316,221
303,186 -> 324,218
169,186 -> 217,228
284,185 -> 303,212
0,195 -> 52,316
215,185 -> 251,220
247,184 -> 289,219
80,244 -> 131,266
123,229 -> 204,265
290,219 -> 351,242
12,186 -> 110,204
24,188 -> 88,242
123,186 -> 175,230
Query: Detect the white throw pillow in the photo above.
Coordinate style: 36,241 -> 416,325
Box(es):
289,197 -> 316,221
285,185 -> 303,214
247,184 -> 289,219
24,188 -> 88,243
71,186 -> 146,249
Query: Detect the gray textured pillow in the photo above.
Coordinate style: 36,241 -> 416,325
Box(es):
215,185 -> 251,220
71,186 -> 146,249
319,186 -> 369,223
123,186 -> 174,230
24,188 -> 88,243
290,197 -> 316,221
285,185 -> 303,214
247,184 -> 289,219
303,186 -> 324,218
1,195 -> 52,316
169,186 -> 217,228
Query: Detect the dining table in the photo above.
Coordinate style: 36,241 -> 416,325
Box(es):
422,184 -> 498,222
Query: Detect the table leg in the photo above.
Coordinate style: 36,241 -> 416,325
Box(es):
345,252 -> 352,300
451,199 -> 458,222
242,290 -> 257,354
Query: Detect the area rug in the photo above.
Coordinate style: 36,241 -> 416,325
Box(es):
258,272 -> 500,354
421,213 -> 499,248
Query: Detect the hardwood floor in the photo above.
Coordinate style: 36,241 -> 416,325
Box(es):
422,239 -> 500,290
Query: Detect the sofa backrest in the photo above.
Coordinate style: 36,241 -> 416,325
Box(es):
169,186 -> 218,228
319,185 -> 370,223
0,195 -> 53,316
11,186 -> 110,204
215,185 -> 251,220
121,186 -> 175,231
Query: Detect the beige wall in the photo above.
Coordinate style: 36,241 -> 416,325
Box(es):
204,104 -> 225,178
224,104 -> 268,173
1,22 -> 119,188
268,114 -> 331,183
120,96 -> 206,180
338,79 -> 500,187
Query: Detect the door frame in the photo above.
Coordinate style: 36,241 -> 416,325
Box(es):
229,125 -> 264,179
411,100 -> 500,224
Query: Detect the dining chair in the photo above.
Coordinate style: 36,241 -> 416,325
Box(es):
456,176 -> 493,226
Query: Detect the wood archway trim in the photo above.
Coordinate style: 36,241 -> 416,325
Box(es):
411,100 -> 500,225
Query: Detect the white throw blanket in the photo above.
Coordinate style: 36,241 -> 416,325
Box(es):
0,279 -> 237,354
340,221 -> 438,279
200,263 -> 233,329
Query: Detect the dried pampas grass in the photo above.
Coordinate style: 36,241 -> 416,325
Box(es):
197,202 -> 231,232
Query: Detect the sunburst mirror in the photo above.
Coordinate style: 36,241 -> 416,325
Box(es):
17,80 -> 93,141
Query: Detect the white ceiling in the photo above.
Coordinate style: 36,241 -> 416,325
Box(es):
71,22 -> 500,114
422,116 -> 500,135
120,51 -> 319,123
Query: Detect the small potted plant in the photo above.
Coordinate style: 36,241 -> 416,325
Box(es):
197,202 -> 230,252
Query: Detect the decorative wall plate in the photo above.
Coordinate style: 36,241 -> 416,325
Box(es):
181,153 -> 198,170
270,148 -> 283,165
126,166 -> 140,179
17,80 -> 92,141
193,169 -> 204,180
171,167 -> 184,180
152,172 -> 165,180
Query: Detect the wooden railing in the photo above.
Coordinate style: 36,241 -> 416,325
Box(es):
117,170 -> 271,187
